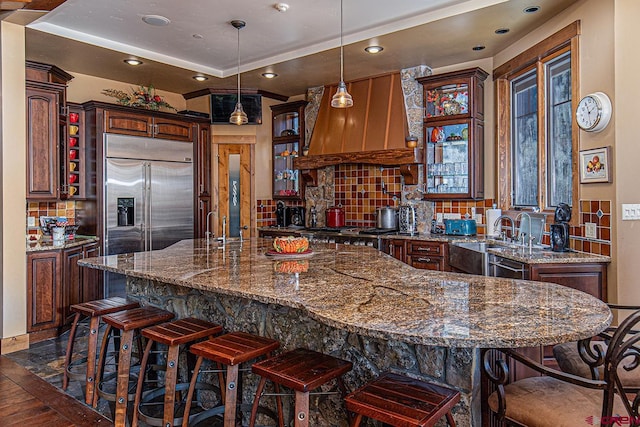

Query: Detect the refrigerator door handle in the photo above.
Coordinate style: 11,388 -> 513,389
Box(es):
143,162 -> 149,252
147,163 -> 153,250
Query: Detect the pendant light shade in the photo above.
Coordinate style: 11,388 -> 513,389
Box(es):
230,20 -> 248,125
331,0 -> 353,108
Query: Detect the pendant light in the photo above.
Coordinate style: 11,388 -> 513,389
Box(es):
229,20 -> 248,125
331,0 -> 353,108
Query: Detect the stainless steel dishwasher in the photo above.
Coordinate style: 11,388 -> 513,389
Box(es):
487,253 -> 528,279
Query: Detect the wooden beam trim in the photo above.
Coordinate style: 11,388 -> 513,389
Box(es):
362,79 -> 372,152
212,135 -> 256,145
493,20 -> 580,80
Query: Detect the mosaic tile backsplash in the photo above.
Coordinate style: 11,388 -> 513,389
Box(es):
26,201 -> 77,236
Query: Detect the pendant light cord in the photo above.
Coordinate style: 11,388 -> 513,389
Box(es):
237,25 -> 241,100
340,0 -> 344,82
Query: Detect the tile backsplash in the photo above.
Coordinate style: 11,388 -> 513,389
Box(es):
26,201 -> 76,236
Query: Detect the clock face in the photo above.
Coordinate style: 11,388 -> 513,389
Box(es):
576,92 -> 612,132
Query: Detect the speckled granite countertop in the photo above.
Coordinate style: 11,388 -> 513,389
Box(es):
26,236 -> 99,252
79,238 -> 611,348
258,227 -> 610,264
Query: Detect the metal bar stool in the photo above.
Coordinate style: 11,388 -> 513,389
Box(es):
248,348 -> 353,427
345,372 -> 460,427
131,317 -> 223,427
63,297 -> 140,405
181,331 -> 281,427
93,306 -> 175,426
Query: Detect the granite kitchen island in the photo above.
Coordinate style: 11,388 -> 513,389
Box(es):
79,238 -> 612,426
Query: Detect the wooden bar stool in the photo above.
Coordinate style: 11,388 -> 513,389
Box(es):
93,306 -> 175,426
181,331 -> 280,427
249,348 -> 353,427
131,317 -> 223,427
63,297 -> 140,405
345,372 -> 460,427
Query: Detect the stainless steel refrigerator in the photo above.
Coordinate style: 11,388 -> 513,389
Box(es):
103,134 -> 194,296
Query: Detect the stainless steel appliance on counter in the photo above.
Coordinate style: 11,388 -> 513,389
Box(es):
103,134 -> 194,296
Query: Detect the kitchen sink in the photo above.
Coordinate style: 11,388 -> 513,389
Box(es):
452,241 -> 504,252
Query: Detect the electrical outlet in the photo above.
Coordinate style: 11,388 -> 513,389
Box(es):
622,204 -> 640,220
436,213 -> 443,223
443,213 -> 462,220
585,222 -> 597,239
475,214 -> 483,224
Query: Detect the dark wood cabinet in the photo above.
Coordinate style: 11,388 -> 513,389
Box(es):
25,61 -> 74,201
26,84 -> 61,200
381,239 -> 449,271
529,262 -> 607,301
27,250 -> 62,334
104,109 -> 196,142
27,241 -> 103,342
406,240 -> 449,271
417,67 -> 488,200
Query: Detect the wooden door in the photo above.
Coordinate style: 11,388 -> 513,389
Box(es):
217,143 -> 253,238
27,251 -> 62,332
62,246 -> 84,325
26,85 -> 60,200
82,242 -> 103,302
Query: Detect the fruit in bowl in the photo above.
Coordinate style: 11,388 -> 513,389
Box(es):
273,236 -> 309,253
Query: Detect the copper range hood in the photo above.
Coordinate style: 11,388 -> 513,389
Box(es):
294,72 -> 423,184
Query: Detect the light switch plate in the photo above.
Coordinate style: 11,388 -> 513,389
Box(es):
443,213 -> 462,220
622,204 -> 640,220
475,214 -> 483,224
436,213 -> 443,223
585,222 -> 597,239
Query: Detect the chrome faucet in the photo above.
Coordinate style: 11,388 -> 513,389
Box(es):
217,215 -> 227,245
206,211 -> 214,243
516,212 -> 535,249
493,215 -> 516,242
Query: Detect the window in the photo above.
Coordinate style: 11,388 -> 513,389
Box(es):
495,22 -> 579,218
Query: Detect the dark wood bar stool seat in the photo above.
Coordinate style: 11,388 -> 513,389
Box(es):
93,305 -> 175,426
249,348 -> 353,427
131,317 -> 223,427
63,296 -> 140,405
345,372 -> 460,427
181,331 -> 280,427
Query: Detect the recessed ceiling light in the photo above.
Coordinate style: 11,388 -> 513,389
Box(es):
523,6 -> 540,13
365,46 -> 384,54
495,28 -> 510,35
472,45 -> 486,51
193,34 -> 204,40
193,75 -> 208,82
142,14 -> 171,26
124,58 -> 143,66
274,3 -> 289,12
262,72 -> 278,79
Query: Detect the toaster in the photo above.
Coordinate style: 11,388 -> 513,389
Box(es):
444,219 -> 477,236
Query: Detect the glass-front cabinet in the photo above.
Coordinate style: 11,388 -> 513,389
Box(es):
418,68 -> 488,199
270,100 -> 307,200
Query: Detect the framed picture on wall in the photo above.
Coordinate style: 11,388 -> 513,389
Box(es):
579,146 -> 612,184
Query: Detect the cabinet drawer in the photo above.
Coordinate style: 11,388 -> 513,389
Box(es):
407,241 -> 446,256
406,255 -> 446,271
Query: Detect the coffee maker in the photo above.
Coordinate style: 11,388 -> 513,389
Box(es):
550,203 -> 571,252
275,201 -> 286,227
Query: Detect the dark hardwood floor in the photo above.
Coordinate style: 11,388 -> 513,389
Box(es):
0,356 -> 112,426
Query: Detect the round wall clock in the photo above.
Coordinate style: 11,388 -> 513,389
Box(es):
575,92 -> 612,132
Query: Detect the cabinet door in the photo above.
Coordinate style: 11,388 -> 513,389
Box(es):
26,86 -> 60,200
104,110 -> 153,137
153,117 -> 195,142
27,251 -> 62,332
383,239 -> 405,261
62,246 -> 84,325
82,242 -> 103,303
529,263 -> 607,301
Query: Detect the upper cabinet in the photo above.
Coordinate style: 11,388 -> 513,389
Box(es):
26,61 -> 74,200
417,67 -> 488,200
104,109 -> 196,142
271,101 -> 307,200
